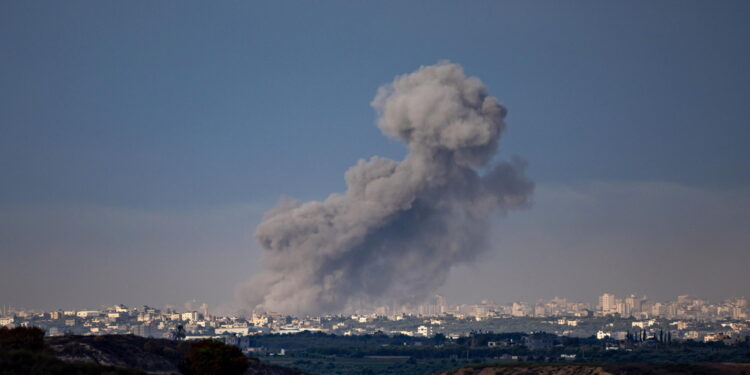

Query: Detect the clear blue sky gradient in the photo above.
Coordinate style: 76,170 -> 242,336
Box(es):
1,1 -> 749,310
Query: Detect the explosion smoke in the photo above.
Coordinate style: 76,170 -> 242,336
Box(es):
238,62 -> 533,314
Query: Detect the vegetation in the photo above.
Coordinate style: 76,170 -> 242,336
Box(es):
3,325 -> 749,375
0,327 -> 304,375
0,326 -> 145,374
254,331 -> 750,375
179,339 -> 250,375
0,326 -> 45,351
441,362 -> 750,375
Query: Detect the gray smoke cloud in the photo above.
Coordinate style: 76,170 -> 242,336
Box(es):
238,62 -> 533,315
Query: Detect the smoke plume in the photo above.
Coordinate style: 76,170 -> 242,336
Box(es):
238,62 -> 533,314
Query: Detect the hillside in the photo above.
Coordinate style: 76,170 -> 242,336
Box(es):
46,334 -> 307,374
46,335 -> 185,373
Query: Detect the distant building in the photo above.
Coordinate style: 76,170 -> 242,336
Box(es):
511,302 -> 531,317
181,311 -> 199,321
417,325 -> 432,337
251,313 -> 272,327
534,303 -> 546,317
625,294 -> 646,316
215,326 -> 251,335
0,317 -> 14,326
524,333 -> 557,350
599,293 -> 617,315
612,331 -> 628,340
76,311 -> 101,318
632,320 -> 655,329
435,295 -> 447,314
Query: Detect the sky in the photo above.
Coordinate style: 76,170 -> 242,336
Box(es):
1,1 -> 749,312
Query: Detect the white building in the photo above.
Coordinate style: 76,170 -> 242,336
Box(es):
215,326 -> 251,335
181,311 -> 199,321
76,310 -> 101,318
632,320 -> 655,329
599,293 -> 617,315
251,313 -> 272,327
417,325 -> 433,337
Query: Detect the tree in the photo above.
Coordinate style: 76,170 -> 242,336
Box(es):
179,339 -> 249,375
0,326 -> 45,352
433,333 -> 447,345
171,324 -> 186,341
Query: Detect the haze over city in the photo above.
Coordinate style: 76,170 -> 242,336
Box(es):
2,1 -> 749,315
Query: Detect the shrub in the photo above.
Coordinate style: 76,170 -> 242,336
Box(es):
0,326 -> 45,352
178,340 -> 249,375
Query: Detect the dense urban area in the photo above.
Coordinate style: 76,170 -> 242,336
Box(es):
2,293 -> 749,343
2,293 -> 750,374
2,293 -> 748,342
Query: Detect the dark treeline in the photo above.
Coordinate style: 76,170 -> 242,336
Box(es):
250,331 -> 750,363
0,327 -> 298,375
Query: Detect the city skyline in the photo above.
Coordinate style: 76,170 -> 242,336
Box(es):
2,292 -> 748,348
3,291 -> 748,319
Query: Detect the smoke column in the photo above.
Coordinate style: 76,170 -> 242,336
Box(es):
238,62 -> 533,314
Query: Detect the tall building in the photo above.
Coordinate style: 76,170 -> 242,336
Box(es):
624,294 -> 646,317
534,303 -> 546,317
598,293 -> 617,315
434,295 -> 447,314
651,302 -> 664,317
512,302 -> 531,317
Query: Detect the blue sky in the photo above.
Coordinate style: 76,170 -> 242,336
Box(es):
1,1 -> 749,311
